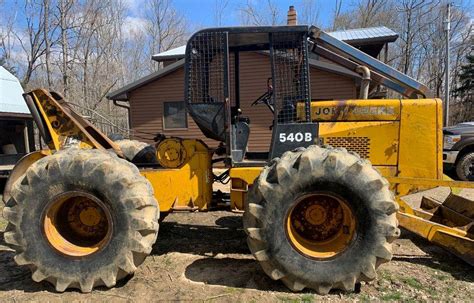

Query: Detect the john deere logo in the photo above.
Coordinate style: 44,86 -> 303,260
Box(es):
314,106 -> 395,116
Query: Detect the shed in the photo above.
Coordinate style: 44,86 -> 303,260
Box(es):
0,66 -> 35,177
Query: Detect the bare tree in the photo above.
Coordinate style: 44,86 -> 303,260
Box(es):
144,0 -> 187,72
333,0 -> 397,30
42,0 -> 53,86
239,0 -> 282,26
214,0 -> 230,26
56,0 -> 74,97
15,0 -> 48,86
0,6 -> 17,74
298,0 -> 321,26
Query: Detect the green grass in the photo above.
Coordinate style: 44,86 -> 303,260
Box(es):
277,294 -> 314,303
357,293 -> 371,303
299,294 -> 314,303
381,291 -> 402,301
379,270 -> 394,282
434,273 -> 450,281
401,277 -> 423,290
427,287 -> 440,299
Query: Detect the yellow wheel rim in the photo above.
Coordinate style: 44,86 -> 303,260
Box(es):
43,191 -> 113,258
285,191 -> 356,259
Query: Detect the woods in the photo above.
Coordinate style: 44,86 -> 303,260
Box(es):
0,0 -> 472,134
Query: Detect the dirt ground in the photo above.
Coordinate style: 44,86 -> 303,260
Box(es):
1,188 -> 473,302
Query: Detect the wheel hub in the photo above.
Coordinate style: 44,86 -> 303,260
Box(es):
286,192 -> 356,259
43,191 -> 112,257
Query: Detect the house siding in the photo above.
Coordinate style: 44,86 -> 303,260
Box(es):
129,52 -> 357,151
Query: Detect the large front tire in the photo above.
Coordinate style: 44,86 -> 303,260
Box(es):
243,146 -> 399,294
2,148 -> 159,292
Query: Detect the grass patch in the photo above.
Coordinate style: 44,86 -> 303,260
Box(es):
427,287 -> 439,299
379,270 -> 394,282
299,294 -> 314,303
401,277 -> 423,290
434,273 -> 449,281
381,291 -> 402,301
224,287 -> 241,294
277,295 -> 313,303
357,293 -> 371,302
445,286 -> 456,295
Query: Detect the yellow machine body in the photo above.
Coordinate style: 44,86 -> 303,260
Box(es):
303,99 -> 444,196
231,99 -> 444,209
142,139 -> 213,212
7,90 -> 473,266
230,98 -> 473,264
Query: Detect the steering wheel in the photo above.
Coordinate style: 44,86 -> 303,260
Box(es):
251,78 -> 274,113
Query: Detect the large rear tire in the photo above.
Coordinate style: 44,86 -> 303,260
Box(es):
243,146 -> 399,294
2,148 -> 159,292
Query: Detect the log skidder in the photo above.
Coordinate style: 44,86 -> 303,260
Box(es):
3,148 -> 159,292
244,146 -> 400,294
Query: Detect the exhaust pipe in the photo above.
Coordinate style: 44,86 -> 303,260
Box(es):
356,65 -> 371,99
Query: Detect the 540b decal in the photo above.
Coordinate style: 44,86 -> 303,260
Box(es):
279,132 -> 313,143
270,123 -> 319,158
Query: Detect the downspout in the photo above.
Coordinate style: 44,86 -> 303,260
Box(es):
113,100 -> 131,136
356,65 -> 371,99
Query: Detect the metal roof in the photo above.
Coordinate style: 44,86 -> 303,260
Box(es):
152,26 -> 398,61
152,46 -> 186,60
328,26 -> 398,45
0,66 -> 29,114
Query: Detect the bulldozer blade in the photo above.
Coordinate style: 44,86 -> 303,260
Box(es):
398,212 -> 474,266
442,193 -> 474,220
431,228 -> 474,266
420,195 -> 473,233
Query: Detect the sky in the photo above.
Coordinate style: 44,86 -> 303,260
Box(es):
126,0 -> 348,28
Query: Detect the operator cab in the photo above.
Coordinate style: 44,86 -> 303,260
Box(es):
184,26 -> 318,166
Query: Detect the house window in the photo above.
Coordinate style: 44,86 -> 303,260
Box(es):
163,101 -> 187,129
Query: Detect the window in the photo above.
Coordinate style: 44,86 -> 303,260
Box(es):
163,101 -> 187,129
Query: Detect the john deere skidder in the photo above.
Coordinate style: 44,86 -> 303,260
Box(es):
3,26 -> 473,293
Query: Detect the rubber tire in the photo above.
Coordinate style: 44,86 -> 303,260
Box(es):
243,145 -> 400,294
2,148 -> 159,292
115,139 -> 151,161
455,152 -> 474,181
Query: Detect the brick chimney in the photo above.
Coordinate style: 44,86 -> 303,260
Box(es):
287,6 -> 297,25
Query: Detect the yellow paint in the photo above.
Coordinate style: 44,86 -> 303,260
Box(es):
396,99 -> 443,195
31,91 -> 61,151
298,98 -> 444,196
141,139 -> 213,212
43,193 -> 111,258
229,167 -> 264,210
319,121 -> 399,165
397,211 -> 473,261
156,138 -> 188,168
285,192 -> 356,259
297,99 -> 401,121
28,89 -> 122,155
79,207 -> 102,227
